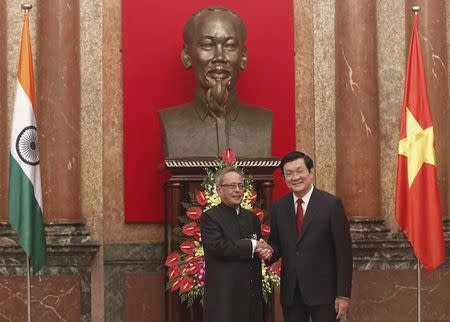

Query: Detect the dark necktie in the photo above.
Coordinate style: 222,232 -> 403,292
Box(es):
296,199 -> 304,233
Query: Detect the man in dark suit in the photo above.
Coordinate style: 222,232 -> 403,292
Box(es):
200,166 -> 269,322
267,151 -> 353,322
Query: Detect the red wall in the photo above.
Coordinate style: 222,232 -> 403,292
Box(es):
123,0 -> 295,222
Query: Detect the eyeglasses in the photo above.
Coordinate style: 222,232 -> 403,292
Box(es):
284,169 -> 306,180
221,183 -> 245,190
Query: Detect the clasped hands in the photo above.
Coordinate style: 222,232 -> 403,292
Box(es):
255,239 -> 273,260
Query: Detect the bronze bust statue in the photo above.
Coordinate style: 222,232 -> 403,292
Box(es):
158,6 -> 272,158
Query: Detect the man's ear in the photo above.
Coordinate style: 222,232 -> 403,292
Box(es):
240,47 -> 248,70
181,44 -> 192,69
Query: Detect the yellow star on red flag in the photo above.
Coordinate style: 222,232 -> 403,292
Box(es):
398,107 -> 436,187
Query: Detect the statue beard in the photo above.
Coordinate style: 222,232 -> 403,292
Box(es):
205,77 -> 232,117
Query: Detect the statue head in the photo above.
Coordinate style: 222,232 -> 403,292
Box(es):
182,7 -> 248,116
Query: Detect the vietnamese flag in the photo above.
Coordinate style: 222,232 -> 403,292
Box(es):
395,13 -> 445,272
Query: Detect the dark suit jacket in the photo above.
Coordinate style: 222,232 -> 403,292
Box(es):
200,203 -> 263,322
268,187 -> 352,307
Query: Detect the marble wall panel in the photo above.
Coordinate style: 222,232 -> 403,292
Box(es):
349,269 -> 450,322
104,242 -> 165,322
313,0 -> 336,193
335,0 -> 380,218
100,0 -> 163,243
37,0 -> 81,222
79,1 -> 105,318
0,223 -> 99,321
0,275 -> 81,322
80,0 -> 103,238
294,0 -> 315,157
448,2 -> 450,217
124,272 -> 165,322
377,0 -> 405,229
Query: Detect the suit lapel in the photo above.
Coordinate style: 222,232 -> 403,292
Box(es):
297,187 -> 319,244
282,194 -> 298,243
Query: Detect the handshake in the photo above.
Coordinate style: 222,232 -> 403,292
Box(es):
255,239 -> 273,261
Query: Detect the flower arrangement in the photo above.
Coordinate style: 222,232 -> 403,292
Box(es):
165,148 -> 280,307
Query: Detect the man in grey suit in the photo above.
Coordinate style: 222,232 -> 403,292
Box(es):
267,151 -> 353,322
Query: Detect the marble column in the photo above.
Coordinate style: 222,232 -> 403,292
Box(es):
0,3 -> 7,222
37,0 -> 81,222
405,1 -> 449,217
335,0 -> 380,218
295,0 -> 315,156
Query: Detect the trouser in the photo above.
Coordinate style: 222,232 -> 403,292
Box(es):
282,282 -> 339,322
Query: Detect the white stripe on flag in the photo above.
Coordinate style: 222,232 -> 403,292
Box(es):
10,79 -> 43,210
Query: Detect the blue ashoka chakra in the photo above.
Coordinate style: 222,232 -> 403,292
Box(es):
16,126 -> 40,166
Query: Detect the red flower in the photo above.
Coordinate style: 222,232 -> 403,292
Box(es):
195,191 -> 208,206
179,277 -> 194,293
270,260 -> 281,276
193,230 -> 202,241
171,278 -> 182,292
186,262 -> 201,275
222,147 -> 236,164
186,207 -> 202,220
248,190 -> 257,206
261,224 -> 271,236
165,252 -> 180,268
184,254 -> 202,263
182,222 -> 198,237
179,240 -> 196,255
252,207 -> 264,223
168,266 -> 182,280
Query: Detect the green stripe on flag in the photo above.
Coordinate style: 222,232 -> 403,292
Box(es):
8,155 -> 47,273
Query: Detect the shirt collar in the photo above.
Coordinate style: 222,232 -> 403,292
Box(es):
293,185 -> 314,208
220,202 -> 240,215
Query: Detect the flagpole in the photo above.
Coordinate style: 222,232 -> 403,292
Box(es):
26,255 -> 32,322
408,4 -> 423,319
417,259 -> 421,322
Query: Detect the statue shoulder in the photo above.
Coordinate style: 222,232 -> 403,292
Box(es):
158,103 -> 196,123
238,103 -> 273,122
158,103 -> 194,116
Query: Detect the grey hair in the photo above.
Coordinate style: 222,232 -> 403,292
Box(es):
215,165 -> 242,187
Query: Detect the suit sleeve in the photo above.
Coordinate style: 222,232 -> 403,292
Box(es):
331,198 -> 353,298
267,204 -> 281,264
200,212 -> 253,260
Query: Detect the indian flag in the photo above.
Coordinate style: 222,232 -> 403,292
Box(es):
8,13 -> 47,273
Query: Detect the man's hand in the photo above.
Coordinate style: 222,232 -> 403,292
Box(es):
335,297 -> 349,319
255,239 -> 272,260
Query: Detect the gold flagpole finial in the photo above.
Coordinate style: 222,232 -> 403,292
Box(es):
21,3 -> 32,13
412,5 -> 421,15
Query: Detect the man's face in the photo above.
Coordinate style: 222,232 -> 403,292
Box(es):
184,11 -> 247,114
217,171 -> 244,209
282,158 -> 314,197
